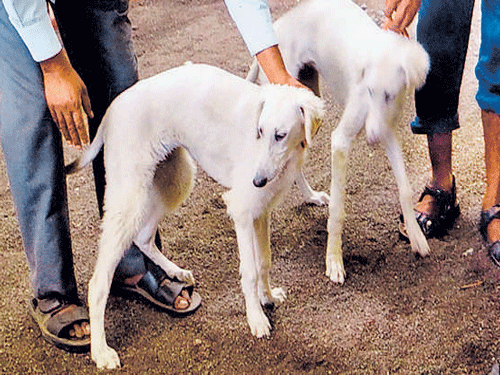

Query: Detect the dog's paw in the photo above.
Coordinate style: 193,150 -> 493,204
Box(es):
405,219 -> 431,257
247,308 -> 272,338
305,191 -> 330,206
260,287 -> 287,307
176,269 -> 196,285
410,233 -> 431,258
270,287 -> 286,304
325,256 -> 346,284
92,345 -> 121,369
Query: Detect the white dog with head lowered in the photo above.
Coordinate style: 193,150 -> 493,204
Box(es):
66,63 -> 324,369
247,0 -> 431,284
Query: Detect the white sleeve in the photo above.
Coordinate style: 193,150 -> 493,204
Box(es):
2,0 -> 62,62
224,0 -> 277,56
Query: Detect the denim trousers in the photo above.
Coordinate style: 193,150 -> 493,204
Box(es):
411,0 -> 475,135
0,0 -> 150,300
476,0 -> 500,113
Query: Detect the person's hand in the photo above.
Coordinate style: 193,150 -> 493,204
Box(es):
40,49 -> 93,148
383,0 -> 421,37
256,45 -> 311,91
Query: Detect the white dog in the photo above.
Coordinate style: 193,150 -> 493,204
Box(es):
66,63 -> 324,368
247,0 -> 431,284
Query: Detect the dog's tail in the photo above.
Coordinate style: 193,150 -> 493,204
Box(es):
65,122 -> 105,175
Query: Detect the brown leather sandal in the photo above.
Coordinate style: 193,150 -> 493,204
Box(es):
28,296 -> 90,353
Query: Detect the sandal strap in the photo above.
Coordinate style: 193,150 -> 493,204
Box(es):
33,297 -> 89,338
479,204 -> 500,241
418,176 -> 457,219
136,271 -> 193,306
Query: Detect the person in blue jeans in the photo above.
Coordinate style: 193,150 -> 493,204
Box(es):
384,0 -> 474,240
0,0 -> 306,352
385,0 -> 500,267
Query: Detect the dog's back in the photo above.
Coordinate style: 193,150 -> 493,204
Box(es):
250,0 -> 428,106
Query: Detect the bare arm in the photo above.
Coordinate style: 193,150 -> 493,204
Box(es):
40,48 -> 93,148
255,45 -> 309,90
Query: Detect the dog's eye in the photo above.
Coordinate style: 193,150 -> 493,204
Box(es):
275,132 -> 287,142
384,92 -> 395,103
257,127 -> 263,139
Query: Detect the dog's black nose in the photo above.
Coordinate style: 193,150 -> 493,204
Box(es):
253,177 -> 268,188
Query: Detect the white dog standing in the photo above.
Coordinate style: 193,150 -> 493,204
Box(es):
247,0 -> 431,284
67,63 -> 324,368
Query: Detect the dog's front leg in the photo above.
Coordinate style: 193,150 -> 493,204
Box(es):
296,168 -> 330,206
382,129 -> 430,257
326,131 -> 348,284
254,210 -> 286,308
326,99 -> 367,284
233,214 -> 272,337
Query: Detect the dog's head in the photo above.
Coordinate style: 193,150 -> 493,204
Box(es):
361,34 -> 429,143
252,85 -> 325,188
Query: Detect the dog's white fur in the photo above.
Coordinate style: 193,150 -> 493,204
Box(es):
67,63 -> 324,368
247,0 -> 431,284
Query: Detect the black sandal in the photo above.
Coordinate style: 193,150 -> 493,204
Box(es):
111,271 -> 201,316
479,204 -> 500,268
399,176 -> 460,240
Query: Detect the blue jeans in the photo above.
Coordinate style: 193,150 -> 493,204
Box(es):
476,0 -> 500,113
0,0 -> 149,300
411,0 -> 475,135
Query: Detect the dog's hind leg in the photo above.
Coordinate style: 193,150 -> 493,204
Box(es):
89,212 -> 140,369
135,148 -> 196,284
254,210 -> 286,308
134,206 -> 195,285
89,173 -> 159,369
381,129 -> 430,257
326,98 -> 367,284
296,169 -> 330,206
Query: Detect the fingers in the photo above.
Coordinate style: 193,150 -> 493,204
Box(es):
384,0 -> 401,19
383,0 -> 420,37
51,106 -> 89,149
71,107 -> 90,147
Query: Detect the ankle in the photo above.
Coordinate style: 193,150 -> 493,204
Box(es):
123,274 -> 143,286
429,173 -> 454,192
488,219 -> 500,243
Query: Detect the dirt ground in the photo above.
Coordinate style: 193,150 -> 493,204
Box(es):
1,0 -> 500,373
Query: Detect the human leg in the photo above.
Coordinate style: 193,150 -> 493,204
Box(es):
53,0 -> 197,308
0,1 -> 89,349
475,0 -> 500,265
401,0 -> 474,238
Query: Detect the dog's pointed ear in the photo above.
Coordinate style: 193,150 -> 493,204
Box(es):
400,39 -> 430,90
299,91 -> 326,146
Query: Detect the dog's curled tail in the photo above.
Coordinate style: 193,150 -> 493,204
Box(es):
65,123 -> 105,175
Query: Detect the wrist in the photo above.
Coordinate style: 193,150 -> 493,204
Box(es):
39,48 -> 71,75
255,45 -> 291,85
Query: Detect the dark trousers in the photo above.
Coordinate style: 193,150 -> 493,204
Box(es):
0,0 -> 150,300
411,0 -> 475,135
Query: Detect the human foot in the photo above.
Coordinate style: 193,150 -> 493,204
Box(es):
114,271 -> 201,315
479,204 -> 500,267
29,296 -> 91,352
400,176 -> 460,240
